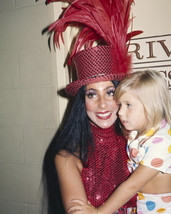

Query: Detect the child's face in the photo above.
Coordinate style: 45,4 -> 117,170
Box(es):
118,90 -> 148,133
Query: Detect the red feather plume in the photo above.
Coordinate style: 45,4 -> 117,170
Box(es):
46,0 -> 142,66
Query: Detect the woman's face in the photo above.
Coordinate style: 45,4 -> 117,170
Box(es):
85,81 -> 118,129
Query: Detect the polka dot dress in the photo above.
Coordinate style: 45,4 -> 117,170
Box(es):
137,192 -> 171,213
127,120 -> 171,213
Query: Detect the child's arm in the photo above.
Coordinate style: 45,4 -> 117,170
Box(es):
68,164 -> 159,214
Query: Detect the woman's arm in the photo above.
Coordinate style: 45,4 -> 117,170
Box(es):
55,152 -> 88,213
69,164 -> 160,214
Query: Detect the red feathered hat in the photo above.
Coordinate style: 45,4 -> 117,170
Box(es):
46,0 -> 142,96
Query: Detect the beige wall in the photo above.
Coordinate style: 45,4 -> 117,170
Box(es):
0,1 -> 170,214
0,1 -> 63,213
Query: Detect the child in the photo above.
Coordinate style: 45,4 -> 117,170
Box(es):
69,70 -> 171,214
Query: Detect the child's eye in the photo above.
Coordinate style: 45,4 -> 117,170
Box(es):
127,103 -> 131,107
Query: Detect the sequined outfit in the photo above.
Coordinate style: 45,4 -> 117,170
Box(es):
81,124 -> 136,211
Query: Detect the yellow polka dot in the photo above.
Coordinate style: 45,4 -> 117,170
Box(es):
157,208 -> 166,213
146,128 -> 154,137
168,145 -> 171,153
140,160 -> 144,165
138,192 -> 145,200
168,129 -> 171,136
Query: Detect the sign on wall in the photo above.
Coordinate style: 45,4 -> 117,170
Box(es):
129,34 -> 171,89
129,0 -> 171,90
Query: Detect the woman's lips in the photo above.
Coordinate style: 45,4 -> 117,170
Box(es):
96,111 -> 112,120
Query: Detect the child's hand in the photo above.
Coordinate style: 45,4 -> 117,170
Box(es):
68,199 -> 98,214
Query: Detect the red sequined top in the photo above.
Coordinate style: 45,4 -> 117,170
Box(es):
81,124 -> 136,208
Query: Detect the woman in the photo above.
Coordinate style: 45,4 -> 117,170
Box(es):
43,0 -> 142,213
55,79 -> 136,213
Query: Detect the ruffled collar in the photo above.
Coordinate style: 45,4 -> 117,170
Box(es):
128,119 -> 167,145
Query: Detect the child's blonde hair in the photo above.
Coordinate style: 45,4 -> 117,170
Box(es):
114,70 -> 171,135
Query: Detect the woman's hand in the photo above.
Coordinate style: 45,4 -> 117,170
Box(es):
68,199 -> 99,214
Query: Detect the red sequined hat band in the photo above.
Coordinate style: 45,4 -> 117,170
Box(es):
65,46 -> 128,96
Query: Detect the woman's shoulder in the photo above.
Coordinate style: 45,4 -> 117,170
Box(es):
55,150 -> 83,172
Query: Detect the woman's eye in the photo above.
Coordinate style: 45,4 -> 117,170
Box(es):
106,89 -> 115,96
86,91 -> 96,99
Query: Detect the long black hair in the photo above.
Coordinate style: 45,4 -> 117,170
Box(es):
42,86 -> 92,214
53,85 -> 93,164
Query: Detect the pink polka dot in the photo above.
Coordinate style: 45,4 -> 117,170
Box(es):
152,137 -> 163,144
151,158 -> 163,167
137,211 -> 143,214
161,196 -> 171,203
161,119 -> 166,128
131,148 -> 138,158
